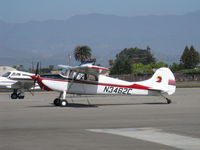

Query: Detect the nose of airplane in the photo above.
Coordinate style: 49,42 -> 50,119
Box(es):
0,76 -> 8,80
31,75 -> 37,80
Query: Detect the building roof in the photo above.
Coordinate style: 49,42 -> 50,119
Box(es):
0,66 -> 17,76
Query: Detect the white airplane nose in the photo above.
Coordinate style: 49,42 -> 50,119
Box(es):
0,76 -> 7,80
42,79 -> 68,91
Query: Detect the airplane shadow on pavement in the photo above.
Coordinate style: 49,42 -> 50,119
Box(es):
29,102 -> 168,108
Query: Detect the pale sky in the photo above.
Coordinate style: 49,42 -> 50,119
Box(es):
0,0 -> 200,23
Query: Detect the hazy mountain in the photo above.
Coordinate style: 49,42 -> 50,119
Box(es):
0,11 -> 200,68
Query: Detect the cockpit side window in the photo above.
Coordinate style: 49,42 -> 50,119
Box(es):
63,70 -> 98,81
68,71 -> 78,79
11,73 -> 21,76
2,72 -> 11,77
88,74 -> 98,81
60,70 -> 70,78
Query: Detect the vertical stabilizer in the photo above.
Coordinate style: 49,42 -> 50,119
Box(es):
140,67 -> 176,95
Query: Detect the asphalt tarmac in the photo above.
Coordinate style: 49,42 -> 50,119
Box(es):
0,88 -> 200,150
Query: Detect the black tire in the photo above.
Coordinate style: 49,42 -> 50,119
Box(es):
11,93 -> 18,99
54,98 -> 60,106
18,96 -> 25,99
166,98 -> 172,104
60,100 -> 68,107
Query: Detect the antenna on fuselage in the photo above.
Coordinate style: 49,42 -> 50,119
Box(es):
68,53 -> 71,66
65,52 -> 71,66
32,61 -> 34,72
39,61 -> 42,71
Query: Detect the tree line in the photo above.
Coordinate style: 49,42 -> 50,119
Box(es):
14,45 -> 200,74
71,45 -> 200,75
110,46 -> 200,75
171,46 -> 200,72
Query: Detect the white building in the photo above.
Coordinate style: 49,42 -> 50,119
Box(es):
0,66 -> 16,76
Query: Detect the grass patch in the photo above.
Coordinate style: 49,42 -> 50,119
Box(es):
177,82 -> 200,88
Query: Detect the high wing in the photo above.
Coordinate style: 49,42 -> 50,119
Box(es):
58,64 -> 109,76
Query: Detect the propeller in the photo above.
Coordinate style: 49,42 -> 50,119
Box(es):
34,62 -> 39,85
31,62 -> 40,92
35,62 -> 39,76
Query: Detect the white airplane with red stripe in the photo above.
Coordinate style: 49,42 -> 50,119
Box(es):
0,70 -> 40,99
31,63 -> 176,107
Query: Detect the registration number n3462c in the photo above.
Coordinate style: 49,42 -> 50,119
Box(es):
103,86 -> 132,95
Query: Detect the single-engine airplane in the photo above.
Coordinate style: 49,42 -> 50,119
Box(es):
0,70 -> 40,99
31,62 -> 176,107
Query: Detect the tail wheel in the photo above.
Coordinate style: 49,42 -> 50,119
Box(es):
166,98 -> 172,104
60,100 -> 68,107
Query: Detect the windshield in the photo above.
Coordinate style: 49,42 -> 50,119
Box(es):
2,72 -> 11,77
60,69 -> 71,78
40,74 -> 68,80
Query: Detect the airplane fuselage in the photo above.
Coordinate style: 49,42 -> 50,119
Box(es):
35,74 -> 165,96
32,67 -> 176,106
0,70 -> 40,99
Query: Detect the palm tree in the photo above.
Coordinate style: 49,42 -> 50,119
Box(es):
74,45 -> 92,62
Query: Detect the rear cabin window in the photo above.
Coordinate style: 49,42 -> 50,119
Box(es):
75,73 -> 98,81
22,74 -> 30,76
61,71 -> 98,81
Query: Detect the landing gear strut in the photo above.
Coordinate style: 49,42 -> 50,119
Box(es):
11,89 -> 25,99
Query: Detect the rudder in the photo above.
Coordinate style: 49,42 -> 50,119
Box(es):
143,67 -> 176,95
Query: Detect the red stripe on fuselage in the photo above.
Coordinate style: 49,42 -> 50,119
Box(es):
38,77 -> 150,90
37,77 -> 53,91
90,66 -> 109,70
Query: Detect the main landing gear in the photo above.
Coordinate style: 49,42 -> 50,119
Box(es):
53,91 -> 69,107
11,89 -> 25,99
53,98 -> 69,107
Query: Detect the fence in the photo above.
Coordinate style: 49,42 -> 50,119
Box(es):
110,73 -> 200,82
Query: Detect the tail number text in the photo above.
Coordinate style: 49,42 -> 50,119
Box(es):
103,86 -> 132,95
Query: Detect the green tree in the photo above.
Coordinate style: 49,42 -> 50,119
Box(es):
180,46 -> 200,69
74,45 -> 92,62
150,62 -> 168,69
110,58 -> 131,74
116,47 -> 155,65
48,65 -> 54,71
109,59 -> 114,67
131,62 -> 167,75
146,46 -> 156,64
170,62 -> 183,72
91,58 -> 96,64
110,47 -> 156,74
131,63 -> 152,74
